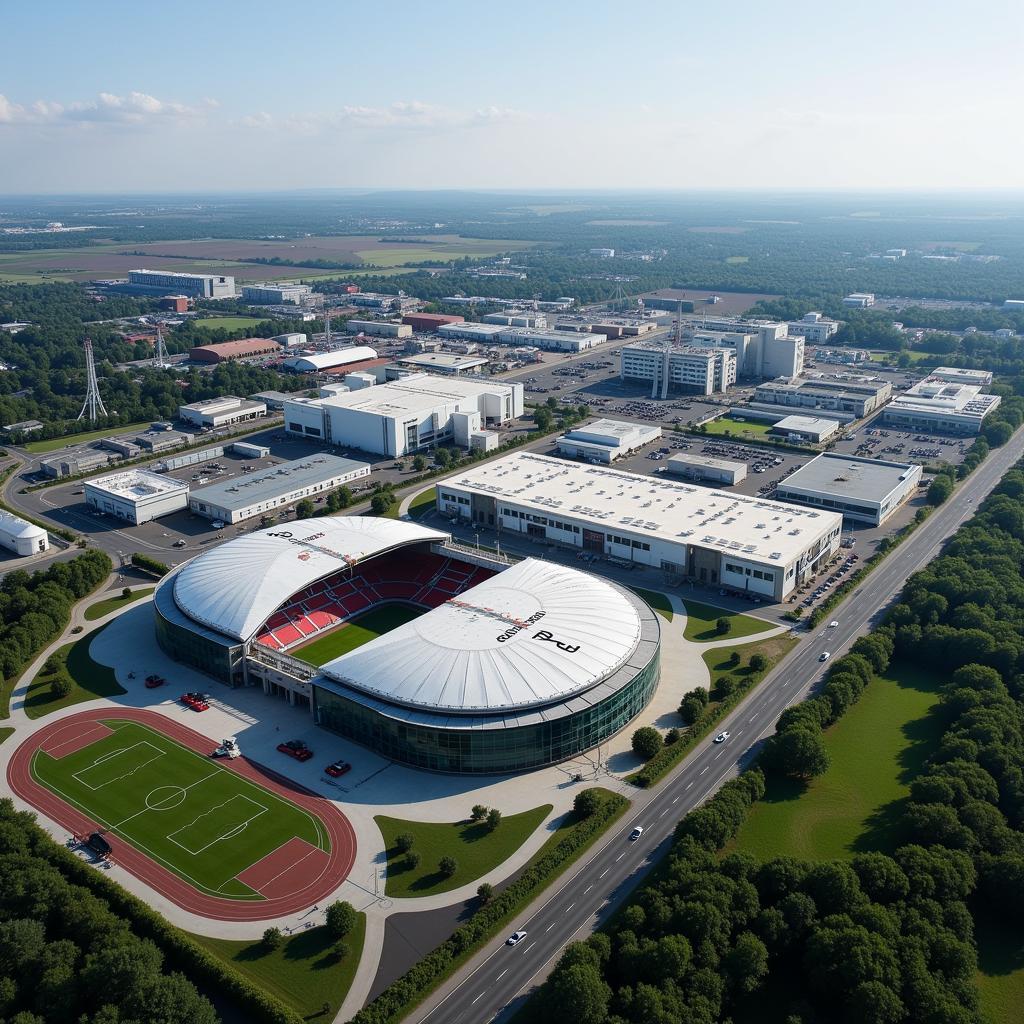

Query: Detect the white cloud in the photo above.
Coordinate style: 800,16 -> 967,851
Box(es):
0,91 -> 210,127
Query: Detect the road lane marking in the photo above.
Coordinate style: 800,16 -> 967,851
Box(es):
685,781 -> 693,789
472,993 -> 484,1004
565,903 -> 574,911
671,796 -> 679,804
699,766 -> 709,775
525,943 -> 535,953
496,969 -> 508,981
584,885 -> 592,894
599,869 -> 608,879
615,852 -> 625,861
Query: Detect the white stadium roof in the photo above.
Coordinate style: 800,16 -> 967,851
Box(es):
321,557 -> 642,713
172,517 -> 449,641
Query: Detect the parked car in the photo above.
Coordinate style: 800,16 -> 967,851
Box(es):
325,760 -> 351,778
144,674 -> 165,689
180,691 -> 209,711
278,739 -> 313,762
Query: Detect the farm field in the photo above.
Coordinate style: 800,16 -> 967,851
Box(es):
294,604 -> 424,666
32,719 -> 330,900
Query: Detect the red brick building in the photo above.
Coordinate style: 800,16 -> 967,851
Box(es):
190,337 -> 280,364
401,312 -> 465,332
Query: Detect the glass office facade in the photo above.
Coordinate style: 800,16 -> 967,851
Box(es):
153,582 -> 244,686
313,648 -> 659,774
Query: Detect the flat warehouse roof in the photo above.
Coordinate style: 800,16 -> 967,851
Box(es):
445,452 -> 841,566
86,469 -> 187,499
303,374 -> 517,417
190,454 -> 368,511
668,452 -> 746,472
779,453 -> 919,500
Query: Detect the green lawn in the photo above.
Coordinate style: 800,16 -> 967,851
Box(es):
24,420 -> 155,453
704,634 -> 796,699
377,804 -> 552,898
0,728 -> 14,745
728,663 -> 943,861
192,316 -> 268,331
295,604 -> 423,666
194,915 -> 365,1020
32,719 -> 330,899
408,489 -> 436,520
24,625 -> 126,719
975,914 -> 1024,1024
83,587 -> 154,621
681,599 -> 772,642
630,587 -> 673,621
702,418 -> 773,438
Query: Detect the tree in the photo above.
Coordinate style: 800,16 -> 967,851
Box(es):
261,927 -> 283,951
716,616 -> 731,635
51,674 -> 72,699
680,694 -> 705,725
336,485 -> 352,508
406,850 -> 421,870
486,807 -> 502,831
395,832 -> 415,854
534,407 -> 553,431
122,587 -> 131,599
928,474 -> 954,505
665,727 -> 681,745
370,491 -> 395,516
769,727 -> 831,780
749,652 -> 769,673
539,963 -> 611,1024
477,882 -> 494,904
434,447 -> 453,468
439,855 -> 458,878
471,804 -> 488,821
631,726 -> 662,761
573,789 -> 603,818
325,900 -> 356,939
295,498 -> 315,519
723,931 -> 769,994
413,454 -> 427,472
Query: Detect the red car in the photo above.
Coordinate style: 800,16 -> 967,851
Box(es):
181,692 -> 210,712
145,675 -> 166,689
325,760 -> 351,777
278,739 -> 313,762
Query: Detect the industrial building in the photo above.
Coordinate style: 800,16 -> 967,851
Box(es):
784,312 -> 840,344
283,373 -> 523,456
883,376 -> 1001,435
241,283 -> 312,305
40,451 -> 111,478
555,419 -> 662,464
752,376 -> 892,421
929,366 -> 994,387
401,312 -> 464,332
249,390 -> 297,411
0,511 -> 48,557
436,322 -> 507,343
665,453 -> 747,486
437,452 -> 842,600
84,470 -> 189,525
345,320 -> 412,339
350,292 -> 415,311
188,453 -> 370,525
769,415 -> 841,444
283,347 -> 378,373
190,338 -> 280,364
843,293 -> 876,308
178,396 -> 267,429
391,352 -> 489,377
127,269 -> 235,299
273,333 -> 307,349
620,342 -> 737,395
775,453 -> 922,526
483,311 -> 549,328
496,327 -> 603,352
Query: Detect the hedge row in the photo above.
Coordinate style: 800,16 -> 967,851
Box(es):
131,552 -> 170,577
351,790 -> 628,1024
36,836 -> 301,1024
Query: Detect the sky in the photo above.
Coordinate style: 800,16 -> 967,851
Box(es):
1,0 -> 1022,194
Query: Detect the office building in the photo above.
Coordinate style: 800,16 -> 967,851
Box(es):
769,415 -> 841,444
555,419 -> 662,464
686,319 -> 805,379
784,312 -> 841,344
241,283 -> 312,305
127,269 -> 235,299
190,338 -> 280,364
665,453 -> 747,486
883,376 -> 1001,435
84,470 -> 189,525
437,452 -> 842,600
283,373 -> 523,456
40,451 -> 111,478
0,511 -> 48,557
178,396 -> 267,429
930,366 -> 994,387
752,376 -> 892,421
188,453 -> 370,525
775,453 -> 922,526
843,293 -> 876,308
620,342 -> 737,395
346,320 -> 412,339
391,352 -> 489,377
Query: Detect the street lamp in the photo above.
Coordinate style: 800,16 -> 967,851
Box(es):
474,532 -> 480,551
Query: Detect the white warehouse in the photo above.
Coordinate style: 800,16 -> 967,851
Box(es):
284,347 -> 378,373
0,511 -> 48,556
283,373 -> 524,456
178,395 -> 267,429
85,470 -> 189,525
346,320 -> 412,339
437,452 -> 842,600
555,419 -> 662,463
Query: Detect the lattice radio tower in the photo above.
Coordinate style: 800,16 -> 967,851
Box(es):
324,306 -> 333,349
77,337 -> 107,422
153,322 -> 169,368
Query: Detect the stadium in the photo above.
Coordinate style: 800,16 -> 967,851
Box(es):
154,517 -> 661,774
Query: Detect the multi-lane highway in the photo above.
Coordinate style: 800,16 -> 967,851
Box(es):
410,429 -> 1024,1024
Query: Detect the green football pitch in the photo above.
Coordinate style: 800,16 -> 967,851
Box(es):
295,604 -> 424,666
32,720 -> 329,900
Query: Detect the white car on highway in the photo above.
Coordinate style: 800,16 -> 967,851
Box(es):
714,731 -> 730,744
820,651 -> 831,662
828,620 -> 839,628
629,826 -> 644,841
506,931 -> 527,946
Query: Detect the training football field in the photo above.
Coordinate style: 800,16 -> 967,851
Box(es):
296,604 -> 424,666
32,720 -> 329,900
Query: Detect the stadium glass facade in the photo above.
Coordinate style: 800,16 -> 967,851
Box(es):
313,637 -> 660,774
153,583 -> 245,687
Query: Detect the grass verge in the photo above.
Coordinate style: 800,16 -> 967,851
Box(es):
377,805 -> 552,898
23,420 -> 155,454
408,489 -> 436,520
726,662 -> 943,861
680,598 -> 772,642
975,913 -> 1024,1024
83,587 -> 154,621
23,624 -> 126,719
630,587 -> 673,621
701,418 -> 773,438
0,727 -> 14,745
193,916 -> 365,1021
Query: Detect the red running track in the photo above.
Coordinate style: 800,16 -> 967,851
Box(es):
7,707 -> 357,922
